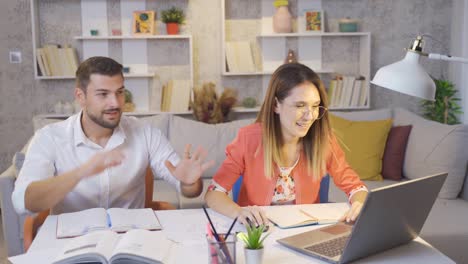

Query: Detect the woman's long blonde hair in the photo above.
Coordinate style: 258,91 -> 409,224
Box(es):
256,63 -> 332,180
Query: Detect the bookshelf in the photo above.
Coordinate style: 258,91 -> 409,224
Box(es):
221,0 -> 371,110
30,0 -> 194,112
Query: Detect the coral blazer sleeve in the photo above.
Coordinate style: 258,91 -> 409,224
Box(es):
327,133 -> 367,197
212,127 -> 247,192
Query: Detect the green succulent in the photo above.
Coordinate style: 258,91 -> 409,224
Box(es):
236,224 -> 270,249
420,78 -> 462,125
161,7 -> 185,24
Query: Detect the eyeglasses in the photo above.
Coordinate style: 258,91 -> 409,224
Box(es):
288,104 -> 328,119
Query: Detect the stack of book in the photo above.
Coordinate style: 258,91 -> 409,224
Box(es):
327,75 -> 368,108
160,79 -> 191,112
36,44 -> 79,77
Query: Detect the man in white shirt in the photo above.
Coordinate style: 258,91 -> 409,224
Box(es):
12,56 -> 214,215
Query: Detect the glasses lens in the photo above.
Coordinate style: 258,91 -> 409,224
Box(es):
316,106 -> 327,119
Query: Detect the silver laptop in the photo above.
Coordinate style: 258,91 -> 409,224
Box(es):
277,172 -> 447,264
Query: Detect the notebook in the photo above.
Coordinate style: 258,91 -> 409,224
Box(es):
56,208 -> 162,238
53,229 -> 174,264
277,172 -> 447,263
266,203 -> 349,229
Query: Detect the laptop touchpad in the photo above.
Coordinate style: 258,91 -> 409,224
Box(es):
321,223 -> 352,235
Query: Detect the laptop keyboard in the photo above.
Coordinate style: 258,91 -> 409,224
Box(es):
304,235 -> 349,258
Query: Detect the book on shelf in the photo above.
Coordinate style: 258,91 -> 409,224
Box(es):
169,79 -> 191,112
266,203 -> 349,229
225,41 -> 256,73
339,75 -> 356,107
53,229 -> 174,264
350,76 -> 365,107
331,75 -> 343,107
36,48 -> 50,76
38,44 -> 79,77
358,78 -> 369,106
57,208 -> 162,239
160,79 -> 191,112
43,44 -> 61,76
327,79 -> 337,105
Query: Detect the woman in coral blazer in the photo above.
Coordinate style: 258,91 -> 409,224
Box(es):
205,63 -> 368,227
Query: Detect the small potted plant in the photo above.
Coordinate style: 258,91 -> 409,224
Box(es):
161,6 -> 185,35
237,224 -> 270,264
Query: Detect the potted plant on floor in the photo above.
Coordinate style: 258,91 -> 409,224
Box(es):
420,78 -> 462,124
161,6 -> 185,35
237,224 -> 270,264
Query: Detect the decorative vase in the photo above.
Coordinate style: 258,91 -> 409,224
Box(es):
244,247 -> 264,264
272,6 -> 292,33
166,23 -> 179,35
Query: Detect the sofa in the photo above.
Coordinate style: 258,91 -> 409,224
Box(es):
1,108 -> 468,263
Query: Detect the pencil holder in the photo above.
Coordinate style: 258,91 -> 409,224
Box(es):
206,233 -> 237,264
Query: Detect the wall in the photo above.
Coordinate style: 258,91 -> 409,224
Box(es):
450,0 -> 468,123
0,0 -> 454,172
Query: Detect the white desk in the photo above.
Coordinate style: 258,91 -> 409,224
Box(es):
22,204 -> 454,264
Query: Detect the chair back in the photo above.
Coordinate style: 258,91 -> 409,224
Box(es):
231,174 -> 330,203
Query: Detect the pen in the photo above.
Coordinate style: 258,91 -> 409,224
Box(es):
224,217 -> 237,240
202,206 -> 234,264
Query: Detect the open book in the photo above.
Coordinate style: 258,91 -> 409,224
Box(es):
266,203 -> 350,229
53,229 -> 174,264
57,208 -> 162,238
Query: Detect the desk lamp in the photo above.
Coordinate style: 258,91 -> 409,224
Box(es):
371,35 -> 468,101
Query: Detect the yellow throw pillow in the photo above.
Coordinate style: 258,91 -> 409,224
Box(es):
329,114 -> 393,181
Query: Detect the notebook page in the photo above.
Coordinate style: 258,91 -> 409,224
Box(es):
53,230 -> 118,264
107,208 -> 162,232
110,229 -> 175,263
299,203 -> 350,224
266,206 -> 317,228
56,208 -> 109,238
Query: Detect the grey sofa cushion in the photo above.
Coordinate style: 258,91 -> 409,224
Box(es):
393,108 -> 468,199
140,114 -> 170,137
168,116 -> 255,179
331,108 -> 392,121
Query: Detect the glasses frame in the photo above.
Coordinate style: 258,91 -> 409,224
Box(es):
284,103 -> 328,119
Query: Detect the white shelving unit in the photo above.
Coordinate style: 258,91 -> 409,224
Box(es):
30,0 -> 194,112
221,0 -> 371,109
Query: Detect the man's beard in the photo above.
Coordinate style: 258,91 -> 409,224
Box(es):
86,108 -> 122,129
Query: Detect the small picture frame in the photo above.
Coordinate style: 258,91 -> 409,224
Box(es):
303,10 -> 324,33
132,11 -> 155,35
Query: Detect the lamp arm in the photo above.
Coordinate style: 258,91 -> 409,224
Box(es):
428,53 -> 468,64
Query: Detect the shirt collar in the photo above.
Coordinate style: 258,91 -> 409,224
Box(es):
73,111 -> 127,148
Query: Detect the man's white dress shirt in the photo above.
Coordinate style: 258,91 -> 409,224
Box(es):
12,113 -> 180,215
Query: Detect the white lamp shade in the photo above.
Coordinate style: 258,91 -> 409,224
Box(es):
371,51 -> 436,101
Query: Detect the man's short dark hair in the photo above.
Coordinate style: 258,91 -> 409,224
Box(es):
75,56 -> 123,92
